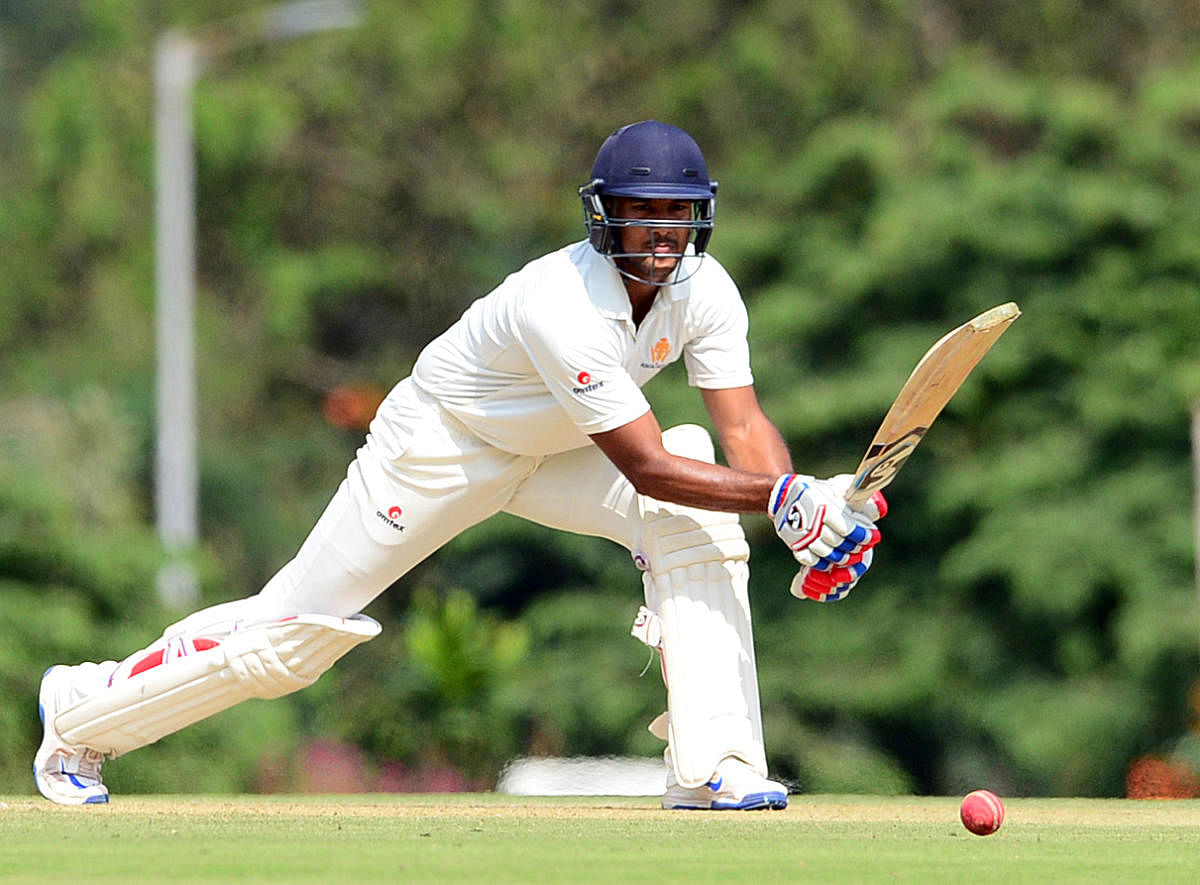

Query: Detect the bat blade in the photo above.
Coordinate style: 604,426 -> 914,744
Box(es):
845,302 -> 1020,509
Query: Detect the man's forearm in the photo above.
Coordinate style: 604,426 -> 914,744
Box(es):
718,414 -> 793,477
625,454 -> 780,514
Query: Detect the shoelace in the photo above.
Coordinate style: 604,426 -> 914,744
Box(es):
74,749 -> 105,783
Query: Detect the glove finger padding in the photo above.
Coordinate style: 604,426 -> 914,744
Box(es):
813,520 -> 882,566
790,548 -> 874,602
813,546 -> 871,574
864,489 -> 888,522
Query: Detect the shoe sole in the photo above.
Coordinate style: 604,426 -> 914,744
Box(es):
712,791 -> 788,810
34,666 -> 109,806
664,790 -> 788,811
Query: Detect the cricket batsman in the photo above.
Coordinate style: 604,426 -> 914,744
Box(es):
34,120 -> 884,810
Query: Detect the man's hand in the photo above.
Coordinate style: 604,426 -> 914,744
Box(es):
789,548 -> 874,602
768,474 -> 885,602
769,474 -> 881,564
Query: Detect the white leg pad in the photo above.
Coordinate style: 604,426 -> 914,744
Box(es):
54,613 -> 381,757
633,425 -> 767,789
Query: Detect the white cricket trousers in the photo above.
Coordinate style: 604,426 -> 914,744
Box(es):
66,378 -> 763,781
250,378 -> 645,620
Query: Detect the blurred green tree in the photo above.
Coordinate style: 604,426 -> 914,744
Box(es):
2,0 -> 1199,798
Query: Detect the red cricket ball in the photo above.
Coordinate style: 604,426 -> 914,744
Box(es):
960,789 -> 1005,836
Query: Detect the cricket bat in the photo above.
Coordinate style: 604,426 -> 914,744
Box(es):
845,301 -> 1022,509
791,301 -> 1020,601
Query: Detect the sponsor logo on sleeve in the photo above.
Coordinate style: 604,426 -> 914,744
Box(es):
572,370 -> 605,395
375,504 -> 406,532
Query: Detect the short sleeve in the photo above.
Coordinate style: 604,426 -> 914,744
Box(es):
518,295 -> 651,435
682,265 -> 754,389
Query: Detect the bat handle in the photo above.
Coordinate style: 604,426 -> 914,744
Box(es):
846,489 -> 888,521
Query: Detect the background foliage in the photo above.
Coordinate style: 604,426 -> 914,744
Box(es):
3,0 -> 1200,798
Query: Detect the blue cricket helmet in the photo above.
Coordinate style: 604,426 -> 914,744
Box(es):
579,120 -> 718,257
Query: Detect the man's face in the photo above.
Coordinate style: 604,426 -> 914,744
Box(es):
610,197 -> 694,285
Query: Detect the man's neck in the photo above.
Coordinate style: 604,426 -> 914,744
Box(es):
624,278 -> 661,327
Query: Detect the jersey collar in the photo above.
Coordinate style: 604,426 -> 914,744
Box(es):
575,241 -> 695,321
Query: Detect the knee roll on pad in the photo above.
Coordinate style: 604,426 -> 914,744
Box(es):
54,613 -> 381,757
635,423 -> 750,572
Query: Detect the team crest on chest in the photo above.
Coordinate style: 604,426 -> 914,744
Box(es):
641,337 -> 672,369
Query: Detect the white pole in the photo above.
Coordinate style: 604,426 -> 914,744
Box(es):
150,4 -> 363,608
1193,401 -> 1200,655
153,30 -> 200,607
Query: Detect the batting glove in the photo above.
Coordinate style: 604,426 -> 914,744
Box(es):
772,472 -> 888,604
768,474 -> 883,568
791,548 -> 874,602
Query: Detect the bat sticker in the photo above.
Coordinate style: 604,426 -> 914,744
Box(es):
852,428 -> 927,497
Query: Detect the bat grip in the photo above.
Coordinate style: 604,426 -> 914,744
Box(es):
847,489 -> 888,521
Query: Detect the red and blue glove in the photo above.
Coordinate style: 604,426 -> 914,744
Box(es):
768,473 -> 886,602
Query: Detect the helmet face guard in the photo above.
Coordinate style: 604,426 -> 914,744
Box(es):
579,121 -> 718,285
579,179 -> 717,256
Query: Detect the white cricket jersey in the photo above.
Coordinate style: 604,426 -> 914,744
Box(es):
407,240 -> 753,456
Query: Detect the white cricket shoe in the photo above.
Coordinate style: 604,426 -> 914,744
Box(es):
34,666 -> 109,805
662,756 -> 788,810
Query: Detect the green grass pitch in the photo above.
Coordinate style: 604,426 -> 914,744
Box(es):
2,794 -> 1199,883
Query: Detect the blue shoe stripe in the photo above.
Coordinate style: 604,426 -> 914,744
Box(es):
710,791 -> 788,810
